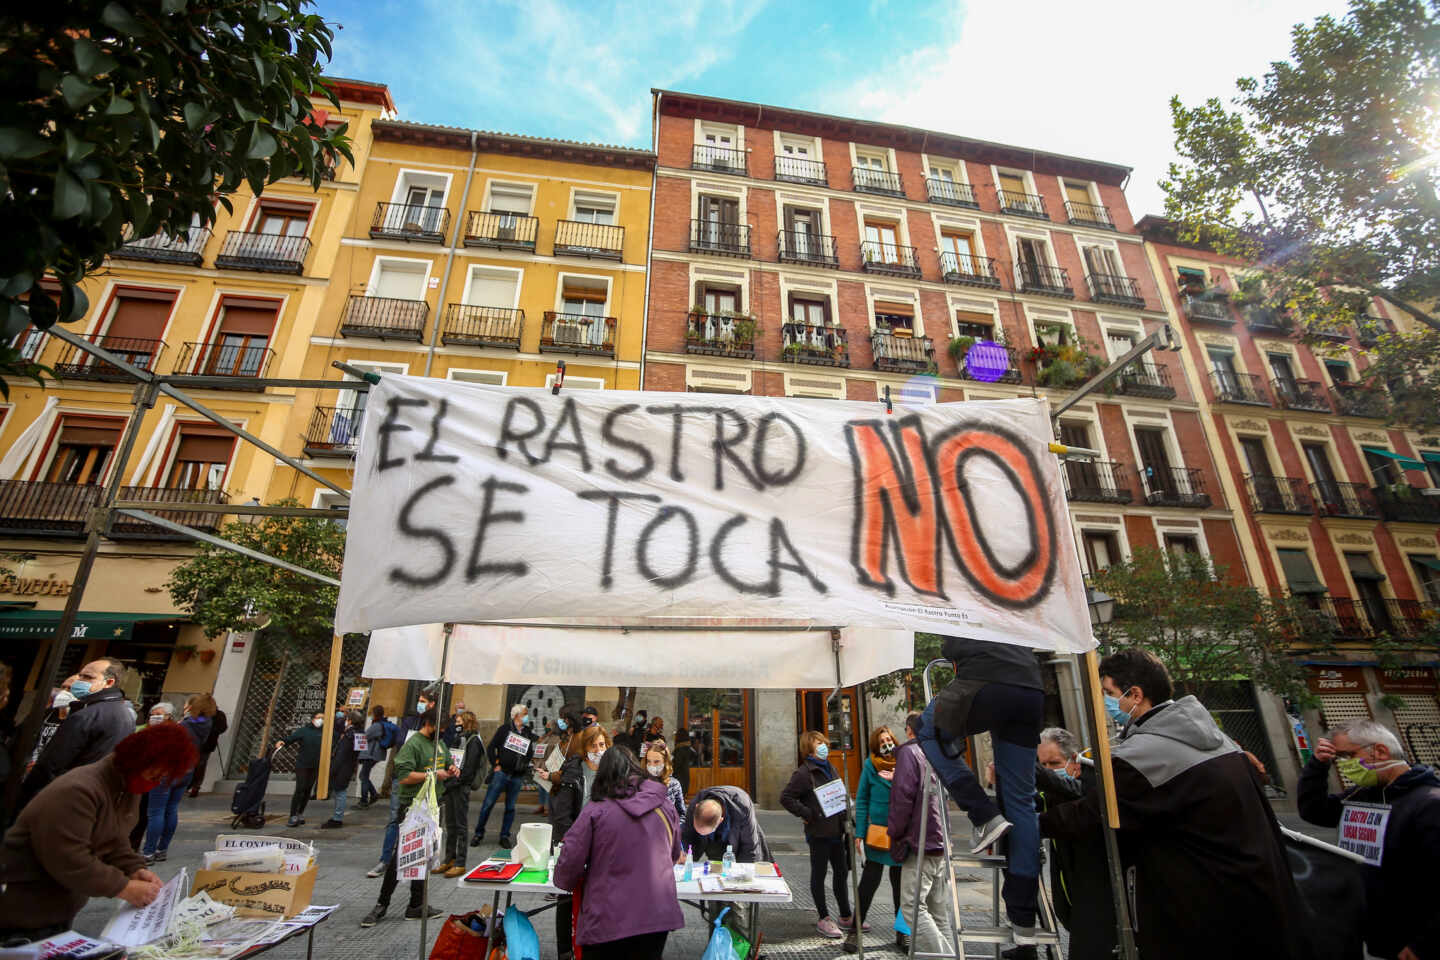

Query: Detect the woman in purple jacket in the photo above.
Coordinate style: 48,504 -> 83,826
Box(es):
552,747 -> 684,960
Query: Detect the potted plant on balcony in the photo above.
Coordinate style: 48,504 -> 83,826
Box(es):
948,335 -> 977,364
174,643 -> 198,664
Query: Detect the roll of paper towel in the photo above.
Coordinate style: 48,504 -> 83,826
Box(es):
510,822 -> 553,870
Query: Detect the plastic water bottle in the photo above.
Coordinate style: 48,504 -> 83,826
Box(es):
721,844 -> 735,878
681,850 -> 693,881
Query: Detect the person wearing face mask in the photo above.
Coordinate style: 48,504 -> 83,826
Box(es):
781,731 -> 855,939
28,677 -> 78,774
1040,648 -> 1307,960
140,699 -> 215,863
321,710 -> 366,829
848,726 -> 905,954
643,741 -> 685,826
548,724 -> 611,960
1299,718 -> 1440,960
19,659 -> 132,810
366,692 -> 438,878
0,723 -> 196,939
471,703 -> 537,849
532,714 -> 571,816
276,711 -> 327,827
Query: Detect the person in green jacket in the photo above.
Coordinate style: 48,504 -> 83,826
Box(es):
850,724 -> 905,954
276,711 -> 325,827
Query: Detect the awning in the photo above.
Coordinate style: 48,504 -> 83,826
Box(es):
1422,451 -> 1440,465
0,610 -> 182,642
1413,556 -> 1440,573
1361,446 -> 1426,471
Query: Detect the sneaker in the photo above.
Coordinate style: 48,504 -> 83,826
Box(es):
359,906 -> 385,928
287,817 -> 299,827
443,865 -> 466,879
498,834 -> 513,849
816,917 -> 842,939
365,862 -> 386,879
469,833 -> 483,848
320,819 -> 342,829
143,853 -> 157,865
1010,925 -> 1038,945
404,906 -> 443,921
970,814 -> 1012,854
154,850 -> 168,863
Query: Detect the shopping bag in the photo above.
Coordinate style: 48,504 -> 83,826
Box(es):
501,909 -> 540,960
895,907 -> 911,935
701,907 -> 741,960
427,911 -> 491,960
399,775 -> 444,880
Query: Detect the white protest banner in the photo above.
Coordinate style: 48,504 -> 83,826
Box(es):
814,778 -> 848,818
1338,801 -> 1391,866
503,731 -> 531,756
334,378 -> 1095,652
102,869 -> 187,947
353,733 -> 368,753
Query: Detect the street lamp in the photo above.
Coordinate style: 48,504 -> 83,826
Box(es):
1087,585 -> 1116,628
241,496 -> 262,527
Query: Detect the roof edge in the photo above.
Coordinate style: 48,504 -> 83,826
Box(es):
371,120 -> 655,171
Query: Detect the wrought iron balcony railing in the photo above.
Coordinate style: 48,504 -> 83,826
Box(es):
112,228 -> 210,266
214,231 -> 310,274
53,335 -> 165,381
1311,321 -> 1353,343
1139,465 -> 1211,508
1311,481 -> 1379,519
177,339 -> 274,387
1307,597 -> 1440,640
1373,486 -> 1440,524
463,211 -> 539,251
1330,383 -> 1388,418
852,167 -> 904,197
860,241 -> 921,278
774,156 -> 827,186
1065,200 -> 1114,229
1086,272 -> 1145,308
782,323 -> 849,367
1272,378 -> 1330,412
871,332 -> 934,374
1246,475 -> 1314,515
1116,363 -> 1177,399
689,219 -> 751,257
777,230 -> 839,268
1302,597 -> 1373,639
303,406 -> 363,457
369,202 -> 449,242
339,295 -> 428,341
686,313 -> 756,359
441,304 -> 524,349
1064,459 -> 1134,504
692,144 -> 748,176
0,481 -> 226,538
926,178 -> 979,208
1183,296 -> 1234,324
554,220 -> 624,260
109,486 -> 230,538
541,312 -> 616,356
939,252 -> 1001,288
997,189 -> 1048,220
1244,305 -> 1291,335
1017,263 -> 1073,298
957,343 -> 1024,384
1211,371 -> 1271,405
1387,599 -> 1440,639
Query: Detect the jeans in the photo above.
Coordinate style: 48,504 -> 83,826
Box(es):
358,759 -> 379,805
380,782 -> 403,863
536,781 -> 549,809
143,774 -> 191,855
377,797 -> 423,912
290,767 -> 317,819
472,769 -> 522,841
332,786 -> 348,821
857,860 -> 902,925
806,837 -> 851,920
900,853 -> 955,955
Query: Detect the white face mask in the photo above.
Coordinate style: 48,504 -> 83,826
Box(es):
587,749 -> 605,765
52,690 -> 76,709
312,718 -> 324,728
647,763 -> 664,776
148,715 -> 165,726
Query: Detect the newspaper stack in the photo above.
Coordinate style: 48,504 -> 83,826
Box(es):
205,835 -> 316,875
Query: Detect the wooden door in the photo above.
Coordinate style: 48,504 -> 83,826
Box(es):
681,689 -> 752,795
797,688 -> 863,787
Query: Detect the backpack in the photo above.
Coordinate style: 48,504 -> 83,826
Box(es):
380,720 -> 399,750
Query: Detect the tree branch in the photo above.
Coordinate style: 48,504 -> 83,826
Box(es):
1356,282 -> 1440,332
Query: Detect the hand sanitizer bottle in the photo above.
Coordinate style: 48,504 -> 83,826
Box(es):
682,850 -> 693,881
722,844 -> 735,878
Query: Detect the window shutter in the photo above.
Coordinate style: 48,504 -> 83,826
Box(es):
59,416 -> 124,445
175,430 -> 235,463
105,296 -> 173,341
1277,549 -> 1326,594
1064,182 -> 1091,207
217,303 -> 278,337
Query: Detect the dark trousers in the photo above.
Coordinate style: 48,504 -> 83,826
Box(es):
472,769 -> 522,841
807,836 -> 852,920
555,895 -> 574,958
358,759 -> 380,805
291,766 -> 318,818
857,860 -> 902,924
130,790 -> 150,850
377,797 -> 424,911
442,787 -> 471,865
188,750 -> 215,796
581,931 -> 667,960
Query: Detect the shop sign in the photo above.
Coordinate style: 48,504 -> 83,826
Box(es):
346,686 -> 368,707
0,574 -> 72,597
1306,665 -> 1367,694
1377,668 -> 1438,693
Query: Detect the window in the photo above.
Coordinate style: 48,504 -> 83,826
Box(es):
1364,448 -> 1400,487
1276,548 -> 1326,595
1239,436 -> 1274,477
1064,181 -> 1093,208
1421,451 -> 1440,489
940,231 -> 979,273
854,150 -> 892,190
1209,349 -> 1240,392
561,279 -> 607,317
45,416 -> 122,484
873,302 -> 914,336
701,286 -> 739,314
856,151 -> 888,172
333,361 -> 406,445
698,195 -> 740,247
205,299 -> 277,377
954,309 -> 994,340
98,292 -> 174,369
1177,267 -> 1206,296
1268,353 -> 1296,384
997,172 -> 1027,198
253,203 -> 310,236
544,373 -> 604,390
1411,555 -> 1440,604
1061,423 -> 1101,494
777,136 -> 818,180
781,205 -> 823,258
1164,534 -> 1201,556
1345,553 -> 1392,634
166,428 -> 233,491
1035,320 -> 1071,349
1324,359 -> 1351,384
1303,443 -> 1339,489
864,220 -> 901,263
464,268 -> 519,309
789,296 -> 828,327
1082,531 -> 1120,573
315,489 -> 348,531
1082,244 -> 1122,278
448,369 -> 507,386
1134,427 -> 1174,492
487,184 -> 532,215
572,192 -> 616,225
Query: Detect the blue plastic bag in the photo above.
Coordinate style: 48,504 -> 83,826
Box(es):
701,907 -> 741,960
502,908 -> 540,960
896,906 -> 912,935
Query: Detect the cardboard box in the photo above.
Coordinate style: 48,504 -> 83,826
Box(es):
191,865 -> 317,918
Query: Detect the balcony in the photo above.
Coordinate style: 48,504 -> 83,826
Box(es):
1064,460 -> 1134,504
53,335 -> 165,381
1311,481 -> 1379,519
1311,321 -> 1352,343
303,406 -> 362,457
1139,465 -> 1211,508
957,343 -> 1024,384
463,211 -> 539,252
0,481 -> 225,539
774,156 -> 827,186
689,219 -> 751,258
441,304 -> 524,349
112,228 -> 209,266
686,312 -> 756,359
997,189 -> 1048,220
1244,305 -> 1291,335
1116,364 -> 1177,400
541,312 -> 616,357
692,144 -> 748,176
1183,295 -> 1235,324
926,178 -> 979,208
1017,263 -> 1073,298
872,332 -> 934,374
339,295 -> 428,342
1086,272 -> 1145,308
777,230 -> 839,268
1373,486 -> 1440,524
860,241 -> 921,278
1246,475 -> 1314,515
1211,371 -> 1271,406
1387,599 -> 1440,639
1330,383 -> 1388,418
369,202 -> 449,243
1305,597 -> 1373,640
176,340 -> 275,388
553,220 -> 624,261
109,487 -> 230,539
214,231 -> 310,274
1272,378 -> 1331,412
852,167 -> 904,197
782,323 -> 849,367
939,252 -> 1001,289
1065,200 -> 1114,230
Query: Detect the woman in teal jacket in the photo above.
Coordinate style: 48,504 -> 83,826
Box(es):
850,725 -> 905,954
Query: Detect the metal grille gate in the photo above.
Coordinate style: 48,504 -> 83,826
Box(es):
1206,681 -> 1285,790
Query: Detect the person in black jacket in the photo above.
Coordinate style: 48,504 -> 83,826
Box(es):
440,711 -> 485,877
1040,648 -> 1308,960
20,658 -> 132,810
780,730 -> 854,939
548,723 -> 609,960
1298,717 -> 1440,960
186,706 -> 227,797
321,710 -> 365,829
470,703 -> 537,848
276,711 -> 325,827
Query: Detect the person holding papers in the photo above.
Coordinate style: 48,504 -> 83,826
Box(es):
0,723 -> 196,939
780,730 -> 855,939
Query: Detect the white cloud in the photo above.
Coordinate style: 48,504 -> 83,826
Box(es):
816,0 -> 1351,218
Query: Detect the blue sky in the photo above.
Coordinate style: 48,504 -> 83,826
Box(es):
318,0 -> 1350,217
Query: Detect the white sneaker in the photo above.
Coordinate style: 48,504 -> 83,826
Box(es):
970,815 -> 1012,853
1011,925 -> 1038,945
365,862 -> 385,878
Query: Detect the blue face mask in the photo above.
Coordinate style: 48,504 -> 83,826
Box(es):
814,743 -> 830,761
70,680 -> 93,699
557,718 -> 567,732
521,715 -> 534,726
1053,768 -> 1078,785
1103,695 -> 1130,727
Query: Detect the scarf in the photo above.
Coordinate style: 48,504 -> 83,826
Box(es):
808,756 -> 839,782
870,751 -> 896,774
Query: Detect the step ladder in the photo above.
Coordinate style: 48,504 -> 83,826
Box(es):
907,659 -> 1063,960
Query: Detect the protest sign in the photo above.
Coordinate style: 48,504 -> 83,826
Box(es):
334,378 -> 1094,652
814,778 -> 848,817
191,865 -> 317,919
103,870 -> 187,946
1338,801 -> 1390,865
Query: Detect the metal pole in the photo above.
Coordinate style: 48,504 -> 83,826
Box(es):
1050,325 -> 1175,422
829,630 -> 866,960
4,379 -> 159,813
112,509 -> 341,586
420,624 -> 454,960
